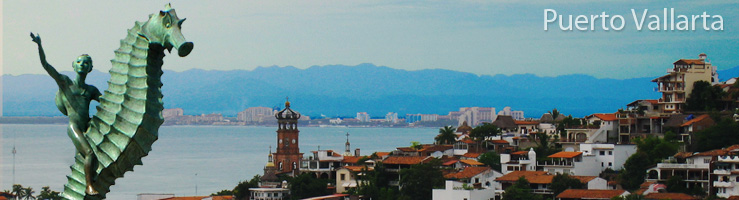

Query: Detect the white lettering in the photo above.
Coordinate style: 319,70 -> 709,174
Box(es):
544,9 -> 557,31
575,15 -> 588,30
712,15 -> 724,30
632,9 -> 648,30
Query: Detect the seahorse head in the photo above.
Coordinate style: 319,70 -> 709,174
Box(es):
140,3 -> 193,57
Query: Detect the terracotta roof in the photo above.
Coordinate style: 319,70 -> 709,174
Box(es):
627,99 -> 659,106
556,189 -> 627,199
515,120 -> 540,125
342,156 -> 368,164
463,152 -> 482,158
420,145 -> 453,152
644,192 -> 699,200
303,194 -> 351,200
460,159 -> 484,166
210,196 -> 234,200
728,196 -> 739,200
570,176 -> 598,183
674,59 -> 706,65
674,152 -> 693,159
548,151 -> 583,158
591,113 -> 618,121
444,166 -> 491,179
344,165 -> 373,172
511,151 -> 529,155
375,152 -> 390,158
495,171 -> 552,184
397,147 -> 417,152
680,114 -> 711,127
663,114 -> 688,127
382,156 -> 430,165
461,139 -> 476,144
489,139 -> 509,144
691,144 -> 739,157
442,159 -> 459,166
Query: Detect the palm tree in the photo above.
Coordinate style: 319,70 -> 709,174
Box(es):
12,184 -> 25,200
435,125 -> 457,145
22,187 -> 34,200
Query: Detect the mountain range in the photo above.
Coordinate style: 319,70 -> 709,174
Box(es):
4,64 -> 739,118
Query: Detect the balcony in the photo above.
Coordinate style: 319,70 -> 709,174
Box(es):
656,163 -> 709,169
714,169 -> 731,175
538,160 -> 574,167
719,155 -> 739,163
714,181 -> 733,188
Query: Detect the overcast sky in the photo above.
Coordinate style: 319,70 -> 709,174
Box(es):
3,0 -> 738,79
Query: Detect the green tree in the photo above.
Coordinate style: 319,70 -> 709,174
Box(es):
665,175 -> 687,193
12,184 -> 26,200
410,141 -> 423,150
550,109 -> 560,120
399,159 -> 444,200
502,177 -> 543,200
435,125 -> 457,145
356,162 -> 398,199
37,186 -> 62,200
478,152 -> 501,171
233,175 -> 261,200
557,115 -> 581,138
551,173 -> 585,196
211,190 -> 233,196
635,136 -> 678,164
469,123 -> 501,140
694,118 -> 739,152
620,152 -> 651,190
534,132 -> 561,160
288,173 -> 329,200
685,80 -> 726,111
22,187 -> 34,200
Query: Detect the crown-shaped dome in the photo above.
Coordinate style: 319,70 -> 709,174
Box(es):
275,99 -> 301,120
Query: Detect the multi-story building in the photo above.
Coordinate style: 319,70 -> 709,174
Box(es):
356,112 -> 370,122
495,171 -> 607,197
646,151 -> 713,194
162,108 -> 184,119
237,107 -> 274,123
539,145 -> 636,176
713,145 -> 739,198
432,167 -> 503,200
385,112 -> 398,123
498,106 -> 524,120
457,107 -> 496,126
500,148 -> 537,174
301,150 -> 343,179
406,114 -> 439,123
652,53 -> 718,113
617,100 -> 666,144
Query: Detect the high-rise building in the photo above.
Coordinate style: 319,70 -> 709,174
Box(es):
356,112 -> 370,122
237,107 -> 274,123
652,53 -> 718,113
385,112 -> 398,123
273,100 -> 303,176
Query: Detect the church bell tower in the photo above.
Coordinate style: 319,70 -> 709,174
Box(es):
273,98 -> 303,176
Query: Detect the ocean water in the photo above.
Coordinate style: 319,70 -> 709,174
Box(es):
0,124 -> 436,199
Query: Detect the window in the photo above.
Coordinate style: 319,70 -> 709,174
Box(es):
601,162 -> 604,167
341,174 -> 346,181
608,151 -> 612,155
563,169 -> 570,174
705,158 -> 711,164
609,162 -> 613,166
475,178 -> 480,183
600,151 -> 605,155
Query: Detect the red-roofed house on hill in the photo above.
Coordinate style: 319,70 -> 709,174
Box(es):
500,148 -> 537,174
678,114 -> 715,148
495,171 -> 607,196
433,166 -> 503,200
646,145 -> 739,195
652,53 -> 718,113
556,189 -> 629,200
617,99 -> 668,144
540,151 -> 601,176
382,156 -> 432,187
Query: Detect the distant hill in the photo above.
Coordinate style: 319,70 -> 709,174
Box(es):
4,64 -> 739,118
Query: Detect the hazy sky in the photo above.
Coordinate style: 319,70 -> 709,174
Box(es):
3,0 -> 738,79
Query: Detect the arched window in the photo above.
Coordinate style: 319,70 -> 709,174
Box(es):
279,162 -> 283,170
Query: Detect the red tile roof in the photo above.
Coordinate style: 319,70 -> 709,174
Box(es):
591,113 -> 618,121
570,176 -> 598,183
210,196 -> 234,200
419,145 -> 453,152
375,152 -> 390,157
382,156 -> 430,165
442,159 -> 459,166
342,156 -> 368,164
728,196 -> 739,200
496,171 -> 552,184
459,159 -> 484,166
674,59 -> 706,65
397,147 -> 417,152
511,151 -> 529,155
644,192 -> 699,200
489,139 -> 509,144
556,189 -> 627,199
303,194 -> 351,200
444,166 -> 491,179
680,114 -> 711,127
548,151 -> 583,158
463,152 -> 482,158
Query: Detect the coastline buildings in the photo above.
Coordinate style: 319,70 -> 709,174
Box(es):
237,107 -> 275,123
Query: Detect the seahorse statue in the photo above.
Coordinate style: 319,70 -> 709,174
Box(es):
60,4 -> 193,200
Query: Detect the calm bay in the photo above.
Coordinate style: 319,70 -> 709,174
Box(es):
0,124 -> 436,199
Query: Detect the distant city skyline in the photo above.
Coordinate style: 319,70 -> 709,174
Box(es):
3,1 -> 739,79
